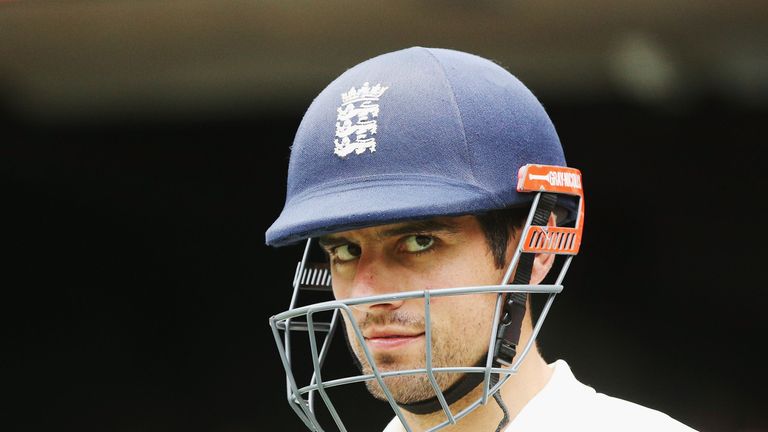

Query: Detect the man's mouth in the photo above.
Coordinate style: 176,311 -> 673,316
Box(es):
363,331 -> 426,350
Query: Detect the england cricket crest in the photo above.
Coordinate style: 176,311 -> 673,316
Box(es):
334,82 -> 389,158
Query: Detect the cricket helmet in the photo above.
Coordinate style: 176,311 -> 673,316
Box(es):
266,47 -> 576,246
267,47 -> 585,432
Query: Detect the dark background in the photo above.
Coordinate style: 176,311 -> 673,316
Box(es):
2,2 -> 767,432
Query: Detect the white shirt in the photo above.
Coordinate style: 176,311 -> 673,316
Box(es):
383,360 -> 696,432
505,360 -> 695,431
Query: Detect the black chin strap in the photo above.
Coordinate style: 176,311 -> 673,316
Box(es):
493,193 -> 557,367
399,357 -> 488,414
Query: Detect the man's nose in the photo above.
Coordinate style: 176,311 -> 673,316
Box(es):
348,252 -> 405,312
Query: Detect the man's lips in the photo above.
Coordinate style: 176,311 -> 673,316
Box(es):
363,331 -> 425,349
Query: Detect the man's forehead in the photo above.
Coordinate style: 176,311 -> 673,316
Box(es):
318,216 -> 471,244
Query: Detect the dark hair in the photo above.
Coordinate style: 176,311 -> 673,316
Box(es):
475,206 -> 530,269
476,204 -> 568,268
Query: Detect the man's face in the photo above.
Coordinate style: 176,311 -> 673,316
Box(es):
319,215 -> 514,404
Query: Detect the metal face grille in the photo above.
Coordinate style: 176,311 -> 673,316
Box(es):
269,185 -> 585,431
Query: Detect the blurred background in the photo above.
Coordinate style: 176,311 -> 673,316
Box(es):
2,1 -> 767,431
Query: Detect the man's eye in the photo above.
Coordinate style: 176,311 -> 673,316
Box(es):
402,235 -> 434,253
333,243 -> 361,262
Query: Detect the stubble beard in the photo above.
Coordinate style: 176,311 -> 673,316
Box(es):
347,311 -> 484,405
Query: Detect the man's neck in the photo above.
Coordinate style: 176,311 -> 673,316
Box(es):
396,348 -> 554,432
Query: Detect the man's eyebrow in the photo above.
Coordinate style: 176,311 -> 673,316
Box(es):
378,219 -> 460,239
317,219 -> 460,248
317,235 -> 349,249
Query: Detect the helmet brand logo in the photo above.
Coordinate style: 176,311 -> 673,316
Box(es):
334,82 -> 389,158
528,171 -> 582,189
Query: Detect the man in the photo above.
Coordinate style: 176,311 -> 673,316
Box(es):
266,47 -> 695,432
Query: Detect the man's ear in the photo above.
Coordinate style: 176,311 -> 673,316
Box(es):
505,212 -> 558,285
530,213 -> 557,285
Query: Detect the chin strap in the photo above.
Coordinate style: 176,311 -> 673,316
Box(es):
493,193 -> 557,367
398,357 -> 488,414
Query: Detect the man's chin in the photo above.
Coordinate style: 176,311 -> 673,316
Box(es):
365,373 -> 433,404
363,367 -> 465,405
